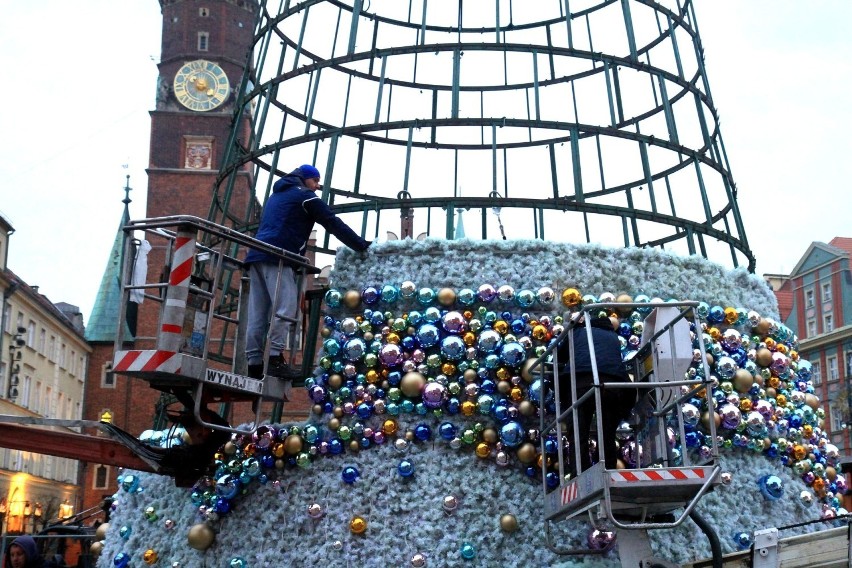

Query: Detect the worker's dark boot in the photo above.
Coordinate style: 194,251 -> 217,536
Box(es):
267,354 -> 301,379
247,364 -> 264,379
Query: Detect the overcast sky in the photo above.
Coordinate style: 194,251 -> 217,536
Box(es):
1,1 -> 850,322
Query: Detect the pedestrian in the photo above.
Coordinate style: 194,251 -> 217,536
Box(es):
4,535 -> 44,568
556,313 -> 636,475
244,164 -> 370,379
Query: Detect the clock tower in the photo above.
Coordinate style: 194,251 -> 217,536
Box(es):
148,0 -> 256,221
134,0 -> 258,431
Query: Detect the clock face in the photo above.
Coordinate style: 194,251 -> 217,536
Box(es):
173,60 -> 230,111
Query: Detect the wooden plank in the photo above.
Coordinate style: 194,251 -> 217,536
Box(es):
0,423 -> 156,473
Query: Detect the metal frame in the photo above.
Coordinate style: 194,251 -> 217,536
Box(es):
208,0 -> 753,271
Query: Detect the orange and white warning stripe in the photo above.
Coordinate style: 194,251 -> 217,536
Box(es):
113,350 -> 181,374
610,468 -> 706,483
157,228 -> 196,351
561,481 -> 579,505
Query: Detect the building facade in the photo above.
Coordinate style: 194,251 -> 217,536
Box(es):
769,237 -> 852,455
0,213 -> 89,534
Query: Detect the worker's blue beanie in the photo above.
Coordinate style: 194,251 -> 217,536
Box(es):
292,164 -> 320,180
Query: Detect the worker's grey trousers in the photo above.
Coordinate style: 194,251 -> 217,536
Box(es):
245,262 -> 299,366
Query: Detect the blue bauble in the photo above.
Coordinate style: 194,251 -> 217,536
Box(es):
500,421 -> 525,448
361,286 -> 381,305
500,342 -> 526,366
440,336 -> 466,361
439,422 -> 457,440
414,424 -> 432,441
215,474 -> 241,500
113,552 -> 130,568
342,466 -> 360,484
416,324 -> 441,348
398,459 -> 414,477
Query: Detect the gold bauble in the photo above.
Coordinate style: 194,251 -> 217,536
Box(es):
187,523 -> 216,551
463,369 -> 478,383
343,290 -> 361,309
89,541 -> 103,557
333,406 -> 344,418
312,404 -> 324,415
475,442 -> 491,458
826,466 -> 837,480
516,442 -> 537,464
95,522 -> 109,541
284,434 -> 303,455
755,348 -> 773,368
518,400 -> 536,417
400,372 -> 426,397
350,515 -> 368,534
561,288 -> 582,308
701,411 -> 721,430
321,326 -> 332,338
733,369 -> 754,393
328,418 -> 340,431
275,459 -> 285,470
615,293 -> 633,316
482,428 -> 498,443
520,358 -> 539,383
755,319 -> 772,336
765,387 -> 776,399
805,393 -> 820,410
328,373 -> 343,389
497,380 -> 512,395
143,549 -> 159,565
500,513 -> 519,533
349,440 -> 361,452
437,287 -> 456,306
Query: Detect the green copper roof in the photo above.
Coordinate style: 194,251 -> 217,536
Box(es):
85,182 -> 135,343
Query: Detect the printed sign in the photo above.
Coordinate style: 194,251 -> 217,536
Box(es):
205,368 -> 263,394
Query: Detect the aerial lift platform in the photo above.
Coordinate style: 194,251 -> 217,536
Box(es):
0,215 -> 320,484
530,301 -> 722,567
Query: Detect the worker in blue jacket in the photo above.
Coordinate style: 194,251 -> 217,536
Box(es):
557,314 -> 636,474
244,165 -> 370,379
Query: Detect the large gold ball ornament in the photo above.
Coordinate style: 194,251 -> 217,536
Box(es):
614,293 -> 633,316
350,515 -> 368,534
89,541 -> 103,557
733,369 -> 754,393
482,428 -> 498,443
500,513 -> 519,533
437,287 -> 456,306
516,442 -> 537,464
701,411 -> 721,430
520,358 -> 539,383
343,290 -> 361,309
561,288 -> 582,308
285,434 -> 303,455
95,522 -> 109,541
755,348 -> 773,368
187,523 -> 216,550
400,372 -> 426,397
755,319 -> 772,336
518,400 -> 536,417
805,394 -> 820,410
328,373 -> 343,389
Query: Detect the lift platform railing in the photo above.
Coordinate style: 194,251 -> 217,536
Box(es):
528,301 -> 721,556
111,215 -> 320,434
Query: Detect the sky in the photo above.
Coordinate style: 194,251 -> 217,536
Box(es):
1,1 -> 850,323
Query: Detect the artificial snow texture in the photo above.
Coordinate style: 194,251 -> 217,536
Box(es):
96,240 -> 820,568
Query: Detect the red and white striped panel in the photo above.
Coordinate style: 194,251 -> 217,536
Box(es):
157,228 -> 196,351
561,481 -> 579,505
610,468 -> 706,483
113,350 -> 181,374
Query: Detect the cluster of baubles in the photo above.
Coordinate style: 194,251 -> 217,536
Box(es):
182,282 -> 843,541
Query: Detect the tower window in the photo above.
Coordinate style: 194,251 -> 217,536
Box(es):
199,8 -> 209,17
102,362 -> 115,389
198,32 -> 209,52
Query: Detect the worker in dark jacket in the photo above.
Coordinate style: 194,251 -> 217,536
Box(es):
4,535 -> 44,568
557,314 -> 636,473
244,165 -> 370,379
